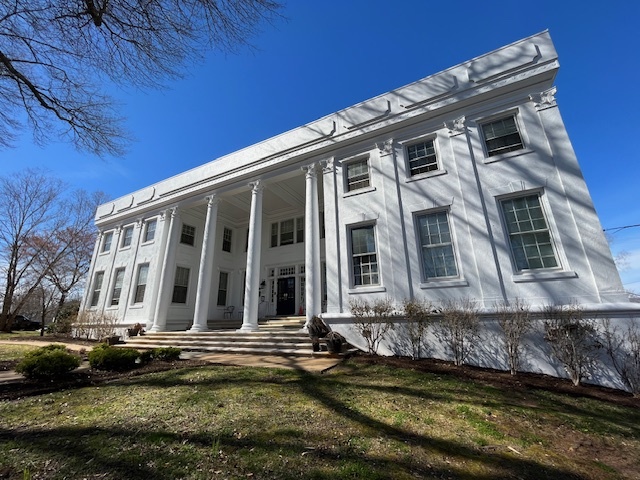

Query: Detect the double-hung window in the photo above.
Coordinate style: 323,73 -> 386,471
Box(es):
143,219 -> 157,242
280,219 -> 294,245
134,264 -> 149,304
172,266 -> 190,304
407,139 -> 438,176
180,224 -> 195,246
501,194 -> 558,271
222,227 -> 233,252
101,232 -> 113,253
110,268 -> 126,306
416,211 -> 458,279
121,226 -> 134,248
346,158 -> 370,192
482,115 -> 524,157
217,272 -> 229,306
90,271 -> 104,307
350,225 -> 379,286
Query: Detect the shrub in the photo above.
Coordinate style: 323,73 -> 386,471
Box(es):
495,298 -> 532,375
402,298 -> 436,359
350,298 -> 394,354
151,347 -> 182,362
88,344 -> 140,371
434,299 -> 480,366
15,344 -> 81,379
73,310 -> 118,340
601,318 -> 640,396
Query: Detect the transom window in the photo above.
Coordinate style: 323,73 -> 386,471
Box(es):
222,227 -> 232,252
143,219 -> 157,242
180,224 -> 195,246
416,211 -> 458,279
501,194 -> 558,271
90,271 -> 104,307
120,226 -> 134,248
134,264 -> 149,304
482,115 -> 524,157
172,266 -> 190,304
350,225 -> 379,286
407,139 -> 438,176
110,268 -> 126,306
101,232 -> 113,253
346,158 -> 370,192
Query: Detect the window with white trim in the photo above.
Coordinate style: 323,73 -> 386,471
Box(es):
133,264 -> 149,304
346,158 -> 370,192
270,217 -> 305,247
180,224 -> 195,246
217,271 -> 229,306
416,211 -> 458,279
280,219 -> 294,245
90,271 -> 104,307
222,227 -> 232,252
482,115 -> 524,157
296,217 -> 304,243
143,219 -> 157,242
101,232 -> 113,253
110,268 -> 126,306
172,266 -> 190,303
120,226 -> 134,248
501,194 -> 558,271
350,224 -> 379,286
407,139 -> 438,176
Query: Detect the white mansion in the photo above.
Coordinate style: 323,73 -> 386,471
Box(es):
82,31 -> 632,342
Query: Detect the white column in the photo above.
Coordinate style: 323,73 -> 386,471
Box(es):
239,181 -> 264,332
303,163 -> 322,328
190,195 -> 220,332
147,210 -> 171,325
150,207 -> 180,332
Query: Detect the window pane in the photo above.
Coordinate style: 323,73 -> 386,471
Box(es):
417,211 -> 458,279
121,227 -> 133,248
144,219 -> 157,242
172,266 -> 190,303
482,116 -> 523,157
217,271 -> 228,306
134,264 -> 149,304
180,225 -> 195,246
271,223 -> 278,247
350,225 -> 379,286
101,232 -> 113,252
407,140 -> 438,176
280,219 -> 294,245
90,271 -> 104,307
110,268 -> 126,306
223,227 -> 232,252
346,159 -> 370,192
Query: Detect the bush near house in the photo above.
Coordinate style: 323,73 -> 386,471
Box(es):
15,344 -> 81,379
88,344 -> 140,371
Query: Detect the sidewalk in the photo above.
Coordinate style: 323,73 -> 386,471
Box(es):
0,340 -> 342,385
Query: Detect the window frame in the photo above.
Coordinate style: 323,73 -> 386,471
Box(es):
171,266 -> 190,304
180,224 -> 196,246
133,263 -> 149,304
101,231 -> 113,253
348,223 -> 380,287
110,267 -> 126,306
217,271 -> 229,306
406,137 -> 440,177
480,113 -> 525,158
90,271 -> 105,307
415,209 -> 460,281
222,226 -> 233,253
143,218 -> 157,243
120,225 -> 134,249
344,156 -> 371,193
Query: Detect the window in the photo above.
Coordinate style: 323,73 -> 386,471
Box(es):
482,115 -> 524,157
346,158 -> 370,192
180,224 -> 195,246
172,266 -> 190,303
296,217 -> 304,243
350,225 -> 379,286
110,268 -> 126,306
90,271 -> 104,307
120,226 -> 134,248
101,232 -> 113,253
407,139 -> 438,176
416,211 -> 458,279
217,272 -> 229,306
222,227 -> 232,252
501,194 -> 558,271
133,264 -> 149,304
270,223 -> 278,248
143,219 -> 157,242
280,219 -> 294,245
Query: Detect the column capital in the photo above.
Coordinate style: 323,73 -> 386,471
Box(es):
135,218 -> 143,228
321,158 -> 335,174
444,115 -> 467,137
301,163 -> 318,178
249,180 -> 264,194
205,193 -> 220,207
376,139 -> 394,156
529,86 -> 557,111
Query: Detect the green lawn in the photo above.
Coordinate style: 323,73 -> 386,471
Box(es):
0,354 -> 638,479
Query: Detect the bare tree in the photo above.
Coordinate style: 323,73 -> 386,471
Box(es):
0,169 -> 65,331
350,298 -> 394,355
402,297 -> 436,360
543,303 -> 601,386
0,1 -> 283,155
496,298 -> 532,375
434,299 -> 480,367
601,318 -> 640,396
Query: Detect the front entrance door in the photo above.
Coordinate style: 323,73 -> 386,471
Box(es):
276,277 -> 296,315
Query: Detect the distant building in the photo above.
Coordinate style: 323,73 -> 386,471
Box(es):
83,31 -> 634,345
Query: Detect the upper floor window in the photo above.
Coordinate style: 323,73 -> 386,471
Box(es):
172,266 -> 190,304
280,219 -> 294,245
101,232 -> 113,253
346,158 -> 370,192
416,211 -> 458,279
120,226 -> 134,248
481,115 -> 524,157
270,216 -> 304,248
90,271 -> 104,307
110,268 -> 126,306
143,219 -> 157,242
407,139 -> 438,176
222,227 -> 233,252
350,224 -> 379,286
501,194 -> 558,271
180,224 -> 195,246
134,264 -> 149,304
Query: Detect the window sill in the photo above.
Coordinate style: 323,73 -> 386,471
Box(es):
140,240 -> 155,246
419,278 -> 469,289
98,251 -> 111,256
118,246 -> 132,252
512,270 -> 578,283
405,169 -> 447,183
483,148 -> 534,164
129,305 -> 143,310
348,286 -> 386,294
343,186 -> 376,198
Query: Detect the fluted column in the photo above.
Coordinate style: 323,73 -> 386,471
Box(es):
190,195 -> 220,332
239,181 -> 264,332
302,163 -> 322,328
150,207 -> 180,332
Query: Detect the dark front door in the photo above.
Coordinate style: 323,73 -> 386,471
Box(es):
277,277 -> 296,315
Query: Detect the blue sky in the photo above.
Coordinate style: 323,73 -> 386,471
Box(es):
3,0 -> 639,293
